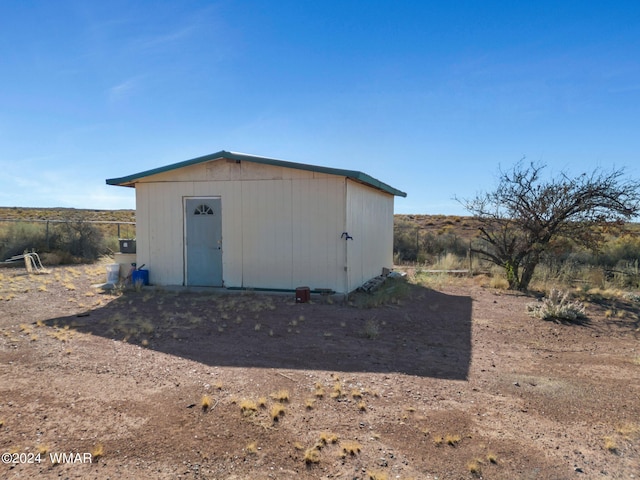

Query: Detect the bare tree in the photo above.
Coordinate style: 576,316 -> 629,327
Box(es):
459,160 -> 640,290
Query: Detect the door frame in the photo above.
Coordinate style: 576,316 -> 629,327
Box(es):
183,196 -> 223,286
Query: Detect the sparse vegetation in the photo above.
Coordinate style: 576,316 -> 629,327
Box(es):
271,389 -> 290,403
1,232 -> 639,479
91,443 -> 105,459
318,432 -> 338,446
303,447 -> 320,464
330,381 -> 342,399
270,403 -> 285,421
526,289 -> 587,321
245,442 -> 258,454
340,440 -> 362,457
367,470 -> 389,480
604,436 -> 618,453
201,394 -> 213,411
240,400 -> 258,416
467,459 -> 482,476
445,434 -> 461,446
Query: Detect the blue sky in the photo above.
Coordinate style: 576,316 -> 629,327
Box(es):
1,1 -> 639,214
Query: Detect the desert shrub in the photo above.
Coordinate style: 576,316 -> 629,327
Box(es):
57,221 -> 105,260
526,289 -> 587,321
393,223 -> 419,262
0,222 -> 48,260
598,235 -> 640,267
394,225 -> 469,265
0,220 -> 106,263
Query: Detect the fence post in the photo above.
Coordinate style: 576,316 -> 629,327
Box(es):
468,240 -> 472,276
46,221 -> 50,249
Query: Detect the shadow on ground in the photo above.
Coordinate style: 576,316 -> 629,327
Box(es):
45,282 -> 472,380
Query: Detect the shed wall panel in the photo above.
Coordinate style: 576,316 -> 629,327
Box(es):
146,182 -> 188,285
240,179 -> 294,289
132,167 -> 389,292
291,177 -> 346,292
346,180 -> 394,289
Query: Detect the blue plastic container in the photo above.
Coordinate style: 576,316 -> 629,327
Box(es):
131,269 -> 149,286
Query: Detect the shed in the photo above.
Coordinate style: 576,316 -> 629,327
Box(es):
106,150 -> 406,294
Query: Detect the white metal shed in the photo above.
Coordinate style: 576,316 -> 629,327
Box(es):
106,150 -> 406,294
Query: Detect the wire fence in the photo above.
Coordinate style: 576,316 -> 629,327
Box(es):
0,218 -> 136,261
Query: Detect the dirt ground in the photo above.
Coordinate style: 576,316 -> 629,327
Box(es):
0,262 -> 639,479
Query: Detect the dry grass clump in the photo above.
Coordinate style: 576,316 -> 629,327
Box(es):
489,275 -> 510,290
604,436 -> 619,453
340,440 -> 362,457
91,443 -> 105,459
367,470 -> 389,480
245,442 -> 258,454
240,399 -> 258,416
330,382 -> 342,399
615,422 -> 640,439
303,447 -> 320,464
314,383 -> 325,398
270,404 -> 286,421
445,434 -> 461,446
467,459 -> 482,476
302,431 -> 339,466
201,394 -> 213,411
270,389 -> 290,403
318,432 -> 338,446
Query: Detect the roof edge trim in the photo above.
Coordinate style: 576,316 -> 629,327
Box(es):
106,150 -> 407,197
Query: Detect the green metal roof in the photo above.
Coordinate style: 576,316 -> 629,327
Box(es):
106,150 -> 407,197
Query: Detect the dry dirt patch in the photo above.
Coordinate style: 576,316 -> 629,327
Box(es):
1,264 -> 639,479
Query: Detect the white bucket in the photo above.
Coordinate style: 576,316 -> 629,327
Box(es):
106,264 -> 120,284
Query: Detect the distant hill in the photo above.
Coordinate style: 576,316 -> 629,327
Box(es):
394,214 -> 481,241
0,207 -> 135,223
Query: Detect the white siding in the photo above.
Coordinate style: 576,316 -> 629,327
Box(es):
345,179 -> 394,291
134,160 -> 348,291
291,177 -> 346,292
241,179 -> 294,289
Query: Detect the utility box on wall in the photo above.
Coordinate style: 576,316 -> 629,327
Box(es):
119,239 -> 136,253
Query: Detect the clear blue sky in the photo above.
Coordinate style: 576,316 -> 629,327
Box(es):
1,1 -> 639,215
